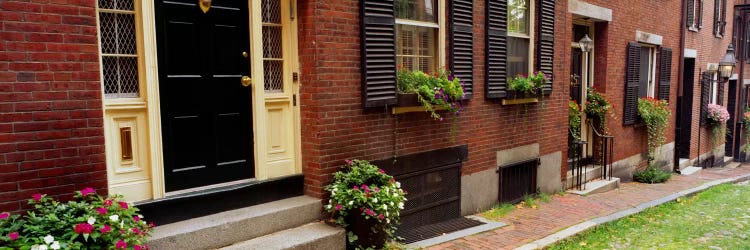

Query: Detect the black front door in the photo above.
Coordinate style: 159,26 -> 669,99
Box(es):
155,0 -> 253,192
677,58 -> 695,159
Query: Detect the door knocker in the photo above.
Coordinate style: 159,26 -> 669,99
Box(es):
199,0 -> 211,13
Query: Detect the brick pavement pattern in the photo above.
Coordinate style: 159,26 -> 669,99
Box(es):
428,165 -> 750,250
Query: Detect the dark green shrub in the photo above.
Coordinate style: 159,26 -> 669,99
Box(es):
633,165 -> 672,184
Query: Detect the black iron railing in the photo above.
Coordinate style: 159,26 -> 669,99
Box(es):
569,128 -> 588,191
589,120 -> 614,180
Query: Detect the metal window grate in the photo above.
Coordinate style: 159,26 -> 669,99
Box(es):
98,0 -> 139,99
263,60 -> 283,93
262,0 -> 283,93
498,158 -> 539,204
262,0 -> 281,23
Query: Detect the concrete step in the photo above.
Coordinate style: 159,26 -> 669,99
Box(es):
565,165 -> 603,188
725,162 -> 741,169
678,158 -> 691,170
148,196 -> 322,250
680,166 -> 702,176
567,177 -> 620,196
220,222 -> 345,250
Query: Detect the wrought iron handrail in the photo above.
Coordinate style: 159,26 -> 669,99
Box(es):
588,120 -> 614,180
569,128 -> 587,190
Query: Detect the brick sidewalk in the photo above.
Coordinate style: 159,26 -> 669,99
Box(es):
428,165 -> 750,250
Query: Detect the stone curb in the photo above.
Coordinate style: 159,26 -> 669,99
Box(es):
515,171 -> 750,250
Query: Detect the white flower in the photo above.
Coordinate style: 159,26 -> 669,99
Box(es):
109,214 -> 119,222
383,204 -> 388,210
87,216 -> 96,225
386,218 -> 390,224
44,235 -> 54,244
390,201 -> 394,206
50,242 -> 60,250
325,204 -> 332,210
398,202 -> 404,209
396,182 -> 401,188
31,245 -> 40,250
372,198 -> 378,203
348,201 -> 353,206
39,245 -> 48,250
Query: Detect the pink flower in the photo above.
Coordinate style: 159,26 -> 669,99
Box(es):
32,193 -> 42,202
96,207 -> 107,215
104,199 -> 113,206
378,214 -> 384,220
80,187 -> 95,196
133,215 -> 140,222
100,224 -> 111,234
115,240 -> 127,249
365,209 -> 376,216
335,204 -> 342,211
118,202 -> 129,209
378,169 -> 386,174
353,186 -> 359,191
0,212 -> 9,220
74,223 -> 94,234
134,245 -> 143,250
345,159 -> 354,165
132,227 -> 141,235
8,232 -> 18,241
148,221 -> 156,228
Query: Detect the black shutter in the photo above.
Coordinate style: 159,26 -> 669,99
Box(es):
450,0 -> 474,99
714,0 -> 721,36
700,72 -> 712,126
721,0 -> 727,35
624,42 -> 642,125
486,0 -> 508,99
687,0 -> 695,28
718,78 -> 725,105
360,0 -> 397,108
537,0 -> 555,95
658,48 -> 673,101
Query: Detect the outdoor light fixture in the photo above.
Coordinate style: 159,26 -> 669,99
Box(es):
718,44 -> 736,80
579,34 -> 593,53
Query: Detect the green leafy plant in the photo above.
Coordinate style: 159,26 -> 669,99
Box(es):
584,87 -> 613,133
0,188 -> 154,250
638,97 -> 671,162
743,108 -> 750,153
396,68 -> 464,121
633,165 -> 672,184
507,71 -> 550,97
569,100 -> 582,140
324,160 -> 407,250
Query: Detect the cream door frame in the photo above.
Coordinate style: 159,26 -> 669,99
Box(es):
571,20 -> 595,158
102,0 -> 302,202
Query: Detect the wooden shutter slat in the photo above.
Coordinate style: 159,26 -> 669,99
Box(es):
623,42 -> 642,125
450,0 -> 474,99
700,72 -> 712,126
718,76 -> 725,105
360,0 -> 397,108
538,0 -> 555,95
658,48 -> 673,101
688,0 -> 696,27
486,0 -> 508,99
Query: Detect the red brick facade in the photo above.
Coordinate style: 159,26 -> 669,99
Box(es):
0,0 -> 106,213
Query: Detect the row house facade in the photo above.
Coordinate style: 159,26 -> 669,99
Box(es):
0,0 -> 745,247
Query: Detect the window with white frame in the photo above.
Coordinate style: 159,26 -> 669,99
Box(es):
98,0 -> 140,99
687,0 -> 704,30
507,0 -> 533,78
710,71 -> 719,104
396,0 -> 438,72
638,45 -> 657,98
714,0 -> 727,37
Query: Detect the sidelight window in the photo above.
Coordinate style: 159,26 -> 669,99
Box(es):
98,0 -> 140,99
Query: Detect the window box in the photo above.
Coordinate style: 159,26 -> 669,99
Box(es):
392,93 -> 447,115
501,97 -> 539,106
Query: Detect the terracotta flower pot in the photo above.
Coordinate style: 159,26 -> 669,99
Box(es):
345,209 -> 387,250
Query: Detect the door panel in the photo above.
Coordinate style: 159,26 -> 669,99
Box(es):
156,0 -> 253,192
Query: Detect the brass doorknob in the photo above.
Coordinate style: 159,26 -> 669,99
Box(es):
241,76 -> 252,87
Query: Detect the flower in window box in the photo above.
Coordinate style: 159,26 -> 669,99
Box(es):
396,68 -> 464,120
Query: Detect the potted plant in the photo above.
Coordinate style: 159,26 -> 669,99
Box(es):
569,100 -> 582,140
0,188 -> 154,250
583,87 -> 613,133
504,71 -> 550,104
324,160 -> 407,250
706,104 -> 730,145
637,97 -> 671,162
396,68 -> 464,121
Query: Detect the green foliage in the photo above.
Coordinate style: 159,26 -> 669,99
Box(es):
507,71 -> 550,96
481,203 -> 516,221
396,68 -> 464,121
743,108 -> 750,153
552,183 -> 750,249
0,189 -> 153,250
325,160 -> 407,249
583,88 -> 613,132
637,98 -> 671,162
538,192 -> 551,203
633,165 -> 672,184
569,100 -> 582,140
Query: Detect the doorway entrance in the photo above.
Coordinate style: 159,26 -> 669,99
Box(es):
676,58 -> 695,160
155,0 -> 254,192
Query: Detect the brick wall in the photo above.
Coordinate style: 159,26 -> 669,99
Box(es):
684,0 -> 736,160
568,0 -> 683,165
0,0 -> 105,213
298,0 -> 570,198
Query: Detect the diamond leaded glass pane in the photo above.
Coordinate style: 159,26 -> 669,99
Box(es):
99,0 -> 134,11
262,0 -> 281,24
98,0 -> 139,99
264,60 -> 283,93
263,26 -> 282,59
103,56 -> 139,98
100,13 -> 136,55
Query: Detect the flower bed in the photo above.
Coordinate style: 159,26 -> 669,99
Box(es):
0,188 -> 153,250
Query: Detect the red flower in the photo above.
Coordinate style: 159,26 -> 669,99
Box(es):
96,207 -> 107,215
74,223 -> 94,234
378,214 -> 385,220
118,202 -> 129,209
8,232 -> 18,241
134,245 -> 143,250
100,224 -> 112,234
132,228 -> 141,235
80,187 -> 95,196
335,204 -> 342,211
0,212 -> 9,220
32,193 -> 42,202
115,240 -> 127,249
104,199 -> 113,207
